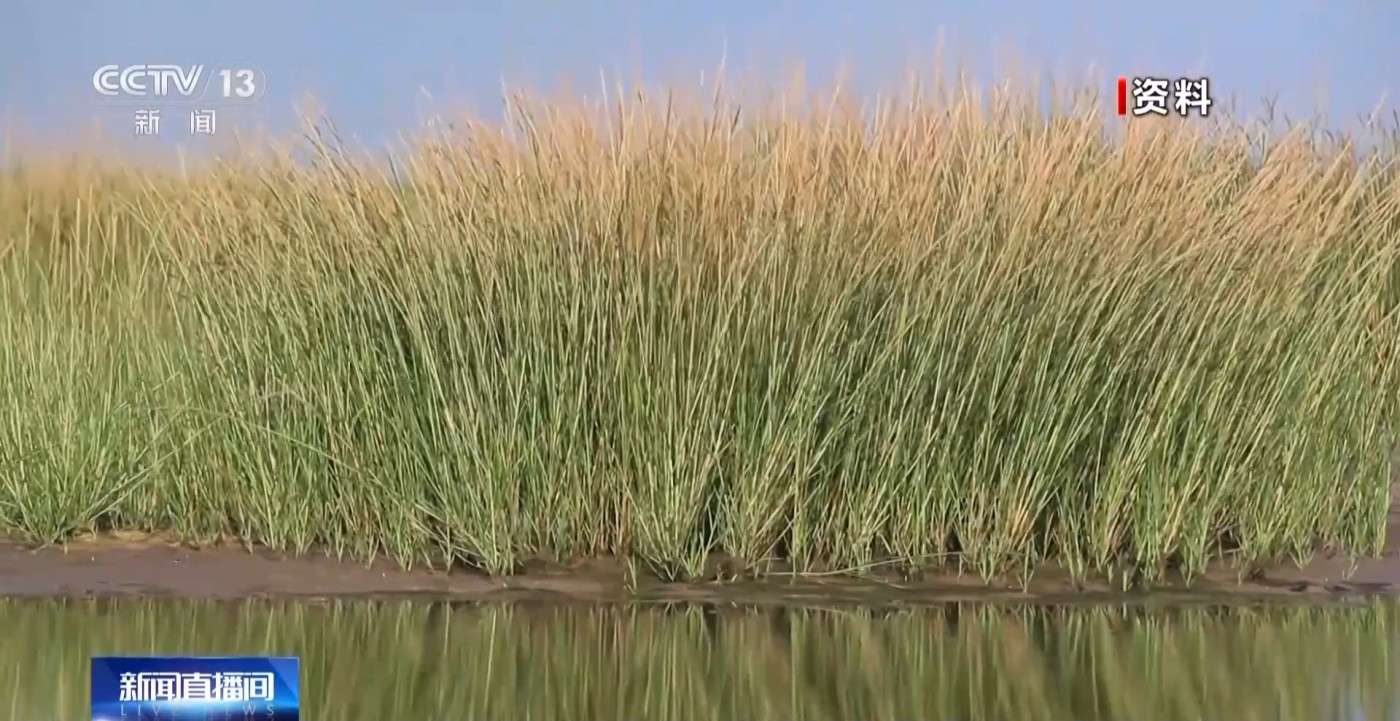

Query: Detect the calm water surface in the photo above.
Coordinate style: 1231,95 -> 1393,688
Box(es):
4,599 -> 1398,721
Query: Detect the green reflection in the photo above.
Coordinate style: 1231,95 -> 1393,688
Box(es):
4,599 -> 1398,721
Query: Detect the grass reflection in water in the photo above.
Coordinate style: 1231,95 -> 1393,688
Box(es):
3,599 -> 1397,721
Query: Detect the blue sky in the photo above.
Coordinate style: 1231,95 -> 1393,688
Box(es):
3,0 -> 1397,153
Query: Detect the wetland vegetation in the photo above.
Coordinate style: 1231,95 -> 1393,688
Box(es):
1,72 -> 1397,587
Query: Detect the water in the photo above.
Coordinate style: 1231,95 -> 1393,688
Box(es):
6,599 -> 1399,721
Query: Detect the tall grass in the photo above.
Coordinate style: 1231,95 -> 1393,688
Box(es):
4,598 -> 1399,721
0,72 -> 1397,584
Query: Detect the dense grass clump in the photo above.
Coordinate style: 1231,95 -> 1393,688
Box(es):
0,75 -> 1397,584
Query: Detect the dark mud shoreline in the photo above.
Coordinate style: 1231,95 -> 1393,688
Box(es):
1,474 -> 1395,606
1,501 -> 1399,606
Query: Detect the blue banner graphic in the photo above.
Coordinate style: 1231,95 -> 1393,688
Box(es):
91,656 -> 299,721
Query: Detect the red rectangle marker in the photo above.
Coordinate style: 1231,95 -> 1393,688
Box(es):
1117,77 -> 1128,116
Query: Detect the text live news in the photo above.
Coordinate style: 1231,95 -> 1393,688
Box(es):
90,656 -> 300,721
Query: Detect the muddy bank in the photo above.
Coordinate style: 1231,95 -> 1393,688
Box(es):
0,479 -> 1394,606
0,524 -> 1397,606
